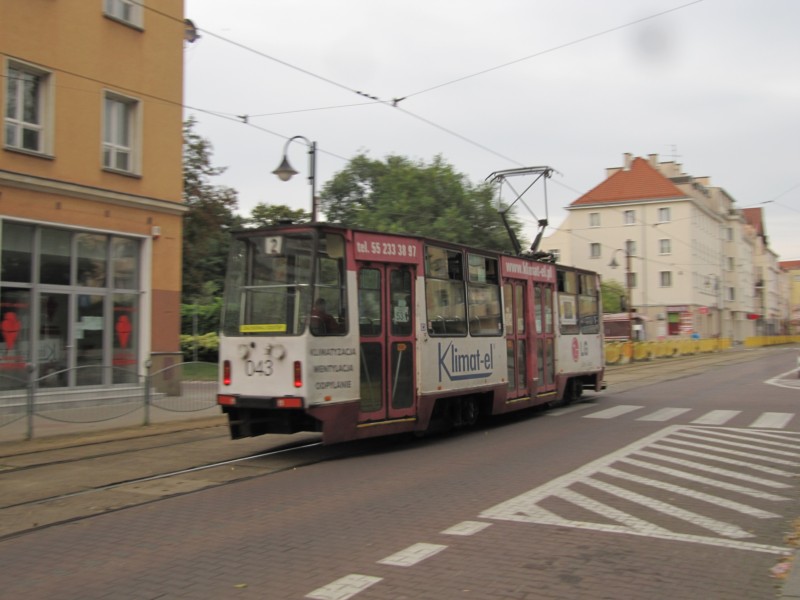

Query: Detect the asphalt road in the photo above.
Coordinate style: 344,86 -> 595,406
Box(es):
0,345 -> 798,599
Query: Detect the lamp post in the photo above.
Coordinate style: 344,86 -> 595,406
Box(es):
705,274 -> 721,342
609,243 -> 635,341
272,135 -> 317,222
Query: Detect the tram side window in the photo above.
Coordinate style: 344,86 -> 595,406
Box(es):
557,269 -> 579,334
579,273 -> 600,334
424,245 -> 466,335
311,234 -> 347,336
467,254 -> 502,336
358,268 -> 381,336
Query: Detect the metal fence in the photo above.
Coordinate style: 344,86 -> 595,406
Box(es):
0,361 -> 219,442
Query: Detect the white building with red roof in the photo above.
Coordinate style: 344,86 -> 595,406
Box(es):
543,153 -> 770,342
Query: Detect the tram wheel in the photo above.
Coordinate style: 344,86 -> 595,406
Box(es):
459,397 -> 479,427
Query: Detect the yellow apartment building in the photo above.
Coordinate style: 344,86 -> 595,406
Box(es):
0,0 -> 185,389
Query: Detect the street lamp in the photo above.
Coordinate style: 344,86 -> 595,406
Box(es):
609,243 -> 635,341
272,135 -> 317,222
705,274 -> 721,341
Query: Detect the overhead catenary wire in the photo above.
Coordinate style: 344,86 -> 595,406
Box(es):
130,0 -> 707,196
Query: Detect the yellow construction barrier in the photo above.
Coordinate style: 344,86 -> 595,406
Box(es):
603,336 -> 798,366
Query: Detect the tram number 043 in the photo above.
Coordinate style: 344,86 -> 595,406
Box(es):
245,360 -> 273,376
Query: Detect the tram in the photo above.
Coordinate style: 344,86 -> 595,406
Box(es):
217,223 -> 604,444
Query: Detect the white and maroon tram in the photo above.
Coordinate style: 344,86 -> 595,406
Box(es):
217,223 -> 604,444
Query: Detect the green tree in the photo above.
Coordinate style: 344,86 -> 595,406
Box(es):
182,117 -> 244,301
319,154 -> 524,252
601,279 -> 628,313
248,203 -> 309,228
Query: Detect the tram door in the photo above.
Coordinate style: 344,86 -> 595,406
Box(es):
503,280 -> 529,399
356,263 -> 416,422
533,282 -> 556,394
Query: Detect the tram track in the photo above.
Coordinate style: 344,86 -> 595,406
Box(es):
1,438 -> 325,512
0,345 -> 793,540
0,426 -> 328,539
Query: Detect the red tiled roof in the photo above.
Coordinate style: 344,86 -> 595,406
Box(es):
742,207 -> 765,236
571,157 -> 685,206
779,260 -> 800,270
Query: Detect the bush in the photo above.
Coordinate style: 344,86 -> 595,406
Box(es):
180,332 -> 219,362
181,299 -> 222,336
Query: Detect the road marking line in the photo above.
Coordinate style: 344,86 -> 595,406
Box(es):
441,521 -> 492,536
554,487 -> 674,535
765,367 -> 800,389
681,428 -> 800,450
377,543 -> 447,567
480,425 -> 794,554
637,408 -> 691,422
601,466 -> 779,518
691,410 -> 740,425
583,477 -> 754,538
547,403 -> 597,416
631,450 -> 792,489
584,405 -> 642,419
750,412 -> 794,429
671,431 -> 800,457
306,575 -> 382,600
646,443 -> 796,476
652,438 -> 800,466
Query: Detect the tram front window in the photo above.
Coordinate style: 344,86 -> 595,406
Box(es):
222,233 -> 313,336
221,232 -> 346,337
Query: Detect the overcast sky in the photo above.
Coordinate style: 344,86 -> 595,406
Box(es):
183,0 -> 799,261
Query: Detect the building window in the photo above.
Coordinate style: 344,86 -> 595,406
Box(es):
659,239 -> 671,255
626,272 -> 637,289
1,221 -> 142,389
726,227 -> 734,242
658,207 -> 671,223
625,240 -> 636,256
104,0 -> 143,27
589,212 -> 600,227
103,93 -> 139,173
624,210 -> 635,225
727,287 -> 735,302
660,271 -> 672,287
590,243 -> 601,258
4,62 -> 51,154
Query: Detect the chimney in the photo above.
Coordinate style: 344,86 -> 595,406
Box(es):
648,154 -> 658,167
623,152 -> 633,171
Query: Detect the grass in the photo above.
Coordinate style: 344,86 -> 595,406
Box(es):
181,361 -> 218,381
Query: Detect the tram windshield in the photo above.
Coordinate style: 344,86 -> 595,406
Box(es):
221,231 -> 346,337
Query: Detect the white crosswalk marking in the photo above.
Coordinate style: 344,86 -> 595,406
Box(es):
570,405 -> 798,430
600,466 -> 780,518
584,405 -> 642,418
621,455 -> 791,500
306,575 -> 382,600
750,412 -> 794,429
646,443 -> 797,476
377,543 -> 447,567
582,477 -> 754,538
482,425 -> 799,555
637,408 -> 691,421
692,410 -> 741,425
